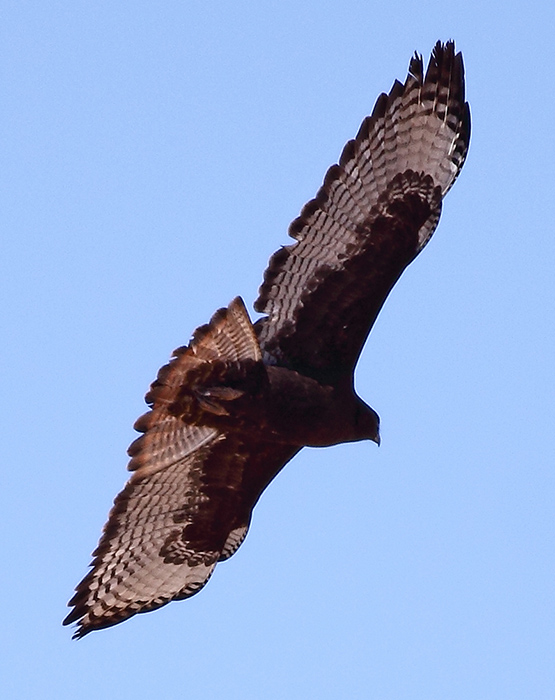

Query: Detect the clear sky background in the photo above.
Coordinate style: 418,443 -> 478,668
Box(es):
2,2 -> 554,699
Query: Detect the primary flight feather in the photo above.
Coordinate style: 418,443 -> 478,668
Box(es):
64,40 -> 470,638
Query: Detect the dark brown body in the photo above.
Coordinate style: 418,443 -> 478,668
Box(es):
64,41 -> 469,638
174,357 -> 380,448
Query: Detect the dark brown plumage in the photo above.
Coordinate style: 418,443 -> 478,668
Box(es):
64,40 -> 470,638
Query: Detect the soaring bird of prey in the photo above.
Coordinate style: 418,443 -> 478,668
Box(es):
64,40 -> 470,638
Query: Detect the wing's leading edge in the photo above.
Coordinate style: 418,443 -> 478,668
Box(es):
255,41 -> 470,378
65,42 -> 469,637
64,299 -> 298,637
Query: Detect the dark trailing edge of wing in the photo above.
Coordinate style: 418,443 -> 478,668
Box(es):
64,41 -> 470,639
254,40 -> 470,379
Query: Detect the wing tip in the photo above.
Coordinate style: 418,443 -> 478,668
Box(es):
253,39 -> 470,352
63,603 -> 138,639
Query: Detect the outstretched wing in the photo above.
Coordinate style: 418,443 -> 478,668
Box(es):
255,41 -> 470,379
64,299 -> 298,637
64,433 -> 297,638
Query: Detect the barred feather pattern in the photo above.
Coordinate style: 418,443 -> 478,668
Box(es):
65,42 -> 469,639
255,41 -> 470,373
64,444 -> 223,637
64,299 -> 274,637
127,297 -> 259,478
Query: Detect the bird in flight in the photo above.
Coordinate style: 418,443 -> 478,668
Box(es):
64,40 -> 470,638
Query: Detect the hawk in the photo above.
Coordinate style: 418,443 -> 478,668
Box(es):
64,40 -> 470,638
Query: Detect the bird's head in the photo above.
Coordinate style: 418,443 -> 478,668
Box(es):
354,398 -> 381,446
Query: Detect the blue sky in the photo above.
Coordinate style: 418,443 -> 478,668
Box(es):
2,2 -> 554,698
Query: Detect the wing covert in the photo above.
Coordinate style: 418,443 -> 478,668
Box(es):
255,41 -> 470,377
64,298 -> 300,637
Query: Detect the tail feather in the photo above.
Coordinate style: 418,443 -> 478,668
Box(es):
127,297 -> 259,477
190,297 -> 261,363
